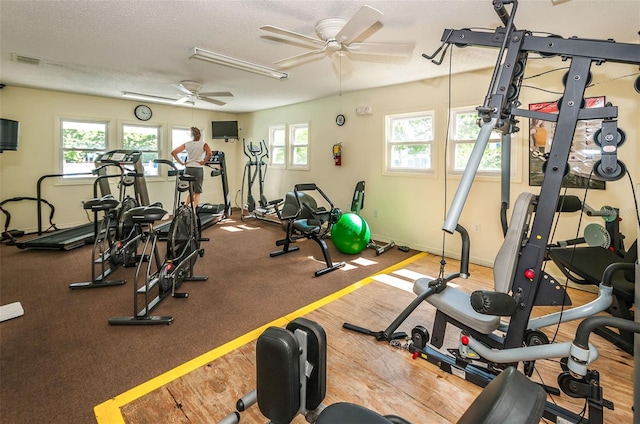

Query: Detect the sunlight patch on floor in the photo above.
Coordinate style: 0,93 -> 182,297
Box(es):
220,226 -> 243,232
392,268 -> 433,281
340,262 -> 357,271
372,273 -> 414,293
351,257 -> 378,267
236,225 -> 261,230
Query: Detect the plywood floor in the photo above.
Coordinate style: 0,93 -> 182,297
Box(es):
110,253 -> 636,423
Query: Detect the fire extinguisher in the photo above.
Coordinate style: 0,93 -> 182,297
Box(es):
333,142 -> 342,166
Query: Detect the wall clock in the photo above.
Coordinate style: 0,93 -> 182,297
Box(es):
134,104 -> 152,121
336,114 -> 345,126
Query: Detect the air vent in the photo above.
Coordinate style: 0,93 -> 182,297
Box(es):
11,53 -> 41,66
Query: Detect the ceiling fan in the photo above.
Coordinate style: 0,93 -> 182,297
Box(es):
174,80 -> 233,106
260,5 -> 414,69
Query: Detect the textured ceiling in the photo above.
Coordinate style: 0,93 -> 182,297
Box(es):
1,0 -> 638,113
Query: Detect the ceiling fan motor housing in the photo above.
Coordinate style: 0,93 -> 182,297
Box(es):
316,18 -> 347,41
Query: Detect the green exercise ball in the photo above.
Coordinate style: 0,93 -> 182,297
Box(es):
331,212 -> 371,254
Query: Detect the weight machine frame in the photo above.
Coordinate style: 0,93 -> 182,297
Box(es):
348,1 -> 639,423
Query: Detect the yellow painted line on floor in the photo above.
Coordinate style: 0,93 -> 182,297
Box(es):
94,251 -> 426,424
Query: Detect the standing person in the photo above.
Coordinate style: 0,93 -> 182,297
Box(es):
171,127 -> 212,208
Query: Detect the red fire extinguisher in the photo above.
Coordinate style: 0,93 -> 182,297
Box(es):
333,142 -> 342,166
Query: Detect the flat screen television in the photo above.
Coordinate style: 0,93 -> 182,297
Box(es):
212,120 -> 238,140
0,118 -> 20,152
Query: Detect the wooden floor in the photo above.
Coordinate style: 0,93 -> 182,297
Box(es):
110,253 -> 635,423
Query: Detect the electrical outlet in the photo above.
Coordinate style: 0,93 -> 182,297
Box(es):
474,223 -> 481,232
373,209 -> 378,218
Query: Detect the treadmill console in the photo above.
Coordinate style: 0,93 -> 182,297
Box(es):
96,150 -> 142,164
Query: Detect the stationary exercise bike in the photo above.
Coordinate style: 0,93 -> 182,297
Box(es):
271,183 -> 345,277
109,159 -> 207,325
70,162 -> 143,289
240,139 -> 281,224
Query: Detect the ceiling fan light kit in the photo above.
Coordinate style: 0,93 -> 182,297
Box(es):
190,47 -> 288,80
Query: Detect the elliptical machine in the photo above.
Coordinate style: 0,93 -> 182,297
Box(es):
109,159 -> 208,325
240,139 -> 281,224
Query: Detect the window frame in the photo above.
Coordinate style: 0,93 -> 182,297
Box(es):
268,125 -> 286,169
58,117 -> 111,178
121,122 -> 162,177
448,107 -> 502,177
288,122 -> 309,170
384,110 -> 435,175
170,126 -> 192,171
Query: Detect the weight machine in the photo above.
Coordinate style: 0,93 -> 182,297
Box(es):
345,1 -> 639,422
240,139 -> 282,224
350,180 -> 395,255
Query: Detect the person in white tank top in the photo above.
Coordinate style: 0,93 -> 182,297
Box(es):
171,127 -> 212,208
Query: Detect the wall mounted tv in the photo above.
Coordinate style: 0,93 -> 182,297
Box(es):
212,120 -> 238,141
0,118 -> 20,152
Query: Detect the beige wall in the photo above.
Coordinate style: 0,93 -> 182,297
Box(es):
1,59 -> 638,267
0,88 -> 237,232
239,61 -> 639,266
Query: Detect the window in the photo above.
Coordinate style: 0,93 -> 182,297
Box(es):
171,127 -> 191,170
450,108 -> 501,174
289,123 -> 309,168
122,124 -> 161,176
60,119 -> 109,176
385,111 -> 434,173
268,125 -> 286,167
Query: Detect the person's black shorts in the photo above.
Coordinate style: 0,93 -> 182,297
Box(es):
185,167 -> 204,193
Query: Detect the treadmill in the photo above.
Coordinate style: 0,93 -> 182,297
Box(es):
156,150 -> 231,238
16,150 -> 149,250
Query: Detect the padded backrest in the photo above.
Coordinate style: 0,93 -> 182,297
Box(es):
256,327 -> 301,424
255,318 -> 328,423
457,367 -> 545,424
624,240 -> 637,281
298,193 -> 320,221
281,191 -> 318,221
286,317 -> 327,410
493,192 -> 536,293
281,192 -> 300,219
351,181 -> 365,214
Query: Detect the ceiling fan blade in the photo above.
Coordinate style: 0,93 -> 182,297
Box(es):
197,91 -> 233,97
176,85 -> 193,96
347,42 -> 415,56
260,25 -> 325,47
273,47 -> 327,68
173,95 -> 191,105
200,97 -> 226,106
335,5 -> 383,45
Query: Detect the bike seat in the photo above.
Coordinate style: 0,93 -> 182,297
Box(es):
293,219 -> 321,235
124,205 -> 168,224
83,195 -> 119,211
180,173 -> 196,182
